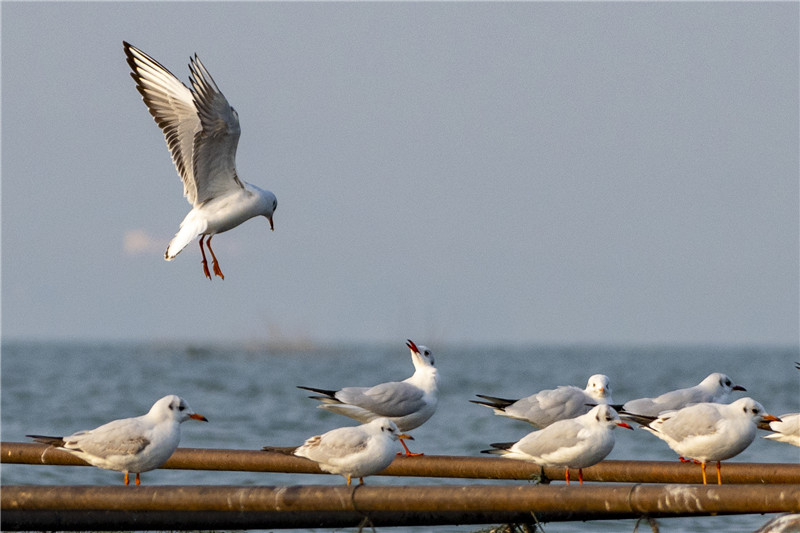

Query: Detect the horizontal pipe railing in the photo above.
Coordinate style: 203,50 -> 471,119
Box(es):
3,484 -> 799,530
4,442 -> 799,485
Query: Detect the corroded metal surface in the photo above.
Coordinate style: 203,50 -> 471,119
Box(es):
2,484 -> 799,530
4,441 -> 800,484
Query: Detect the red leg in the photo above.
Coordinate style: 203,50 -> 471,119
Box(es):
700,461 -> 708,485
199,236 -> 211,279
135,473 -> 141,486
578,468 -> 584,485
565,468 -> 570,485
716,461 -> 722,485
397,438 -> 424,456
124,472 -> 130,485
206,236 -> 224,280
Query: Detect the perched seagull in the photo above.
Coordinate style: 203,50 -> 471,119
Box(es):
482,404 -> 632,485
298,340 -> 438,456
123,42 -> 277,280
472,374 -> 612,428
759,413 -> 800,447
617,372 -> 746,418
27,395 -> 207,485
291,418 -> 413,486
628,397 -> 779,484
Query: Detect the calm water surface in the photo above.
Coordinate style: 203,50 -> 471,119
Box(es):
2,341 -> 798,532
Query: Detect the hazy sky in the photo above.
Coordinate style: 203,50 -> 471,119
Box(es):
2,2 -> 798,346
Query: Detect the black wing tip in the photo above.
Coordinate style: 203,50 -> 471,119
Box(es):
26,434 -> 65,446
474,394 -> 516,407
261,445 -> 298,455
297,385 -> 338,397
469,399 -> 505,411
619,411 -> 658,427
483,442 -> 515,453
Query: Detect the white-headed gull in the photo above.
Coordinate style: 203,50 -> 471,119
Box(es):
629,397 -> 779,484
123,42 -> 277,280
27,395 -> 207,485
298,340 -> 438,456
472,374 -> 612,428
291,418 -> 412,485
482,404 -> 632,485
618,372 -> 746,417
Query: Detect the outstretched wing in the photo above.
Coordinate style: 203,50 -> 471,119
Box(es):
187,53 -> 244,204
124,42 -> 243,206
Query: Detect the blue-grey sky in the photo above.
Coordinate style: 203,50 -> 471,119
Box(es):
2,2 -> 798,346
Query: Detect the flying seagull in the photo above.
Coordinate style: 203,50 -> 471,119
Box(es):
123,41 -> 277,280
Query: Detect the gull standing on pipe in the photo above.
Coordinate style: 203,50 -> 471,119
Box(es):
472,374 -> 613,428
627,397 -> 780,484
297,340 -> 438,456
288,418 -> 413,486
616,372 -> 745,418
481,404 -> 632,485
27,395 -> 208,485
123,42 -> 277,280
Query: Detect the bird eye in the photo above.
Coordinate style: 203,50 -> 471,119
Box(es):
179,404 -> 186,411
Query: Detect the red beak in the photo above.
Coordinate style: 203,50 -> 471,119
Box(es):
617,422 -> 633,430
406,339 -> 419,353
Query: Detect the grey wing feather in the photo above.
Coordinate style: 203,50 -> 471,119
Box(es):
123,42 -> 200,204
337,382 -> 425,417
187,54 -> 244,205
66,420 -> 151,458
657,405 -> 720,441
516,421 -> 584,457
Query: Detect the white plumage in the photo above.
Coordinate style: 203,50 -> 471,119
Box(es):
27,395 -> 207,485
473,374 -> 612,428
298,340 -> 438,455
635,397 -> 779,484
292,418 -> 412,485
620,372 -> 745,417
482,404 -> 632,485
124,42 -> 277,280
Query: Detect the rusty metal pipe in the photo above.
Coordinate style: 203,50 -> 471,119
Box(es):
3,484 -> 799,530
4,442 -> 799,485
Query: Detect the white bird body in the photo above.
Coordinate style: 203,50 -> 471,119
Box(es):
621,372 -> 745,417
638,397 -> 778,484
27,395 -> 207,485
123,41 -> 276,279
299,340 -> 438,432
167,183 -> 276,258
473,374 -> 612,428
483,404 -> 631,485
293,418 -> 412,485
